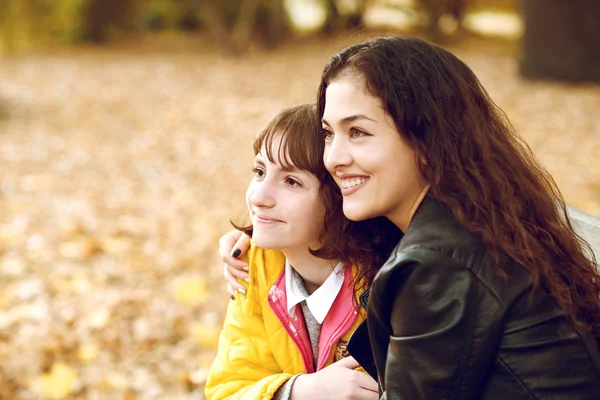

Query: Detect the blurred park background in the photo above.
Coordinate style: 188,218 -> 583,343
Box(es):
0,0 -> 599,398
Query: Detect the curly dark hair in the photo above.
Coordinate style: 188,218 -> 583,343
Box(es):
236,103 -> 401,293
317,36 -> 600,335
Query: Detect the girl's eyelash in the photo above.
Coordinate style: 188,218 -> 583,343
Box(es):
285,177 -> 302,187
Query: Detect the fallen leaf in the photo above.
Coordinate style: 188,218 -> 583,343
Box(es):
60,237 -> 100,260
100,235 -> 133,254
86,308 -> 111,329
77,343 -> 99,363
59,219 -> 86,238
31,362 -> 78,399
106,373 -> 128,390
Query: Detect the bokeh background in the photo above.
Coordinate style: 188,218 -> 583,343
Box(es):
1,0 -> 599,399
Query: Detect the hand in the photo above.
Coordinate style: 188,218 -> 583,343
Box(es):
290,357 -> 379,400
219,230 -> 251,298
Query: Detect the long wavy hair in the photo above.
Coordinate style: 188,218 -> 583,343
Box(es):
317,36 -> 600,335
236,103 -> 401,293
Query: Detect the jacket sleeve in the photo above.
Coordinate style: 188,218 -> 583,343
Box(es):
205,282 -> 292,399
368,249 -> 503,399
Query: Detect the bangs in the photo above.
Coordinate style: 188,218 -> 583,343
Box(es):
253,104 -> 324,177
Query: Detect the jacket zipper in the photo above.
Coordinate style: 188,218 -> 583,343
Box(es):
269,296 -> 314,374
317,307 -> 358,370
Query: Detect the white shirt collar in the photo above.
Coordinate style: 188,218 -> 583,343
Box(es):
285,260 -> 345,324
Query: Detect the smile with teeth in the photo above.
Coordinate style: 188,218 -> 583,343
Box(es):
341,177 -> 368,189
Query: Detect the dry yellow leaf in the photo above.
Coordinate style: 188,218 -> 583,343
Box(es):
86,308 -> 111,329
59,237 -> 99,260
173,277 -> 209,305
191,322 -> 221,350
106,373 -> 128,390
0,224 -> 22,246
121,391 -> 138,400
77,343 -> 99,363
31,362 -> 77,399
59,219 -> 86,238
100,235 -> 132,254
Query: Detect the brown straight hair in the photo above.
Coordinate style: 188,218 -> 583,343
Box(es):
236,103 -> 401,293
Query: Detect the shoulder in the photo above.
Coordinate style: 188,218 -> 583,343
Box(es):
247,242 -> 286,282
237,242 -> 286,313
385,197 -> 530,304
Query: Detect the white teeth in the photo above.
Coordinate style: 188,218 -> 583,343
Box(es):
341,177 -> 367,189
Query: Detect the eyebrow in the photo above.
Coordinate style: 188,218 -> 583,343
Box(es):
322,114 -> 377,127
254,153 -> 304,174
253,155 -> 265,166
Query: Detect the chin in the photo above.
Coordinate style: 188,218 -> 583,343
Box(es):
252,231 -> 290,250
251,235 -> 277,249
342,203 -> 375,222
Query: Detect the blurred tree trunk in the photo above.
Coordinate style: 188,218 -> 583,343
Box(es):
198,0 -> 289,55
322,0 -> 339,33
520,0 -> 600,83
419,0 -> 469,39
321,0 -> 372,33
255,0 -> 290,48
83,0 -> 139,42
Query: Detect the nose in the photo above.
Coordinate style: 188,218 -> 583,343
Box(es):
324,134 -> 352,174
249,178 -> 276,210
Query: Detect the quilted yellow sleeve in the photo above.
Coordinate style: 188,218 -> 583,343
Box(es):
205,253 -> 291,400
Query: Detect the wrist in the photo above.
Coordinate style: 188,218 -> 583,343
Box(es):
289,374 -> 309,400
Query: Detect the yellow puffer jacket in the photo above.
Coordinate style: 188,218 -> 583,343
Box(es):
205,243 -> 366,400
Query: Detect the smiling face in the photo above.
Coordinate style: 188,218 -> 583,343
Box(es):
322,74 -> 427,228
246,134 -> 326,252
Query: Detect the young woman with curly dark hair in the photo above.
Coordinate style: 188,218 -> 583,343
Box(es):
318,35 -> 600,399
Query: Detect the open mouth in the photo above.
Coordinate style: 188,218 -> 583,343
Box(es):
341,177 -> 368,189
339,176 -> 369,195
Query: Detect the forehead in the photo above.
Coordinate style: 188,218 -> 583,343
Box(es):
255,141 -> 299,171
323,75 -> 382,118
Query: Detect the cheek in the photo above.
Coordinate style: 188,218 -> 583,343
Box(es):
308,198 -> 327,232
245,182 -> 255,210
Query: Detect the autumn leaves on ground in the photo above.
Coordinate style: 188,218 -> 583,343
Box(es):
0,33 -> 599,399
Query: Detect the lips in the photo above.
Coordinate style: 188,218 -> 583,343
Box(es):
341,176 -> 368,189
335,175 -> 369,196
253,213 -> 284,224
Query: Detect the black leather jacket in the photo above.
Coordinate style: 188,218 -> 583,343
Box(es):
348,196 -> 600,399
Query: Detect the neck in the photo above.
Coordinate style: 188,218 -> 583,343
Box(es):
389,184 -> 430,233
283,247 -> 339,295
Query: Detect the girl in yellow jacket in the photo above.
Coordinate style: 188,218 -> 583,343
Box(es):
205,104 -> 400,400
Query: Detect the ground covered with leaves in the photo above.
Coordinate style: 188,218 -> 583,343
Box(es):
0,32 -> 599,399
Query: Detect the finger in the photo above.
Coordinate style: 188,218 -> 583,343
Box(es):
335,356 -> 360,370
231,233 -> 251,258
225,266 -> 247,294
222,255 -> 249,275
226,283 -> 236,299
354,389 -> 380,400
219,230 -> 242,261
225,263 -> 250,280
353,372 -> 379,393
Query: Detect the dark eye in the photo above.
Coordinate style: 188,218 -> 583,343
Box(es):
350,128 -> 368,138
252,167 -> 265,178
285,177 -> 302,188
322,129 -> 334,140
